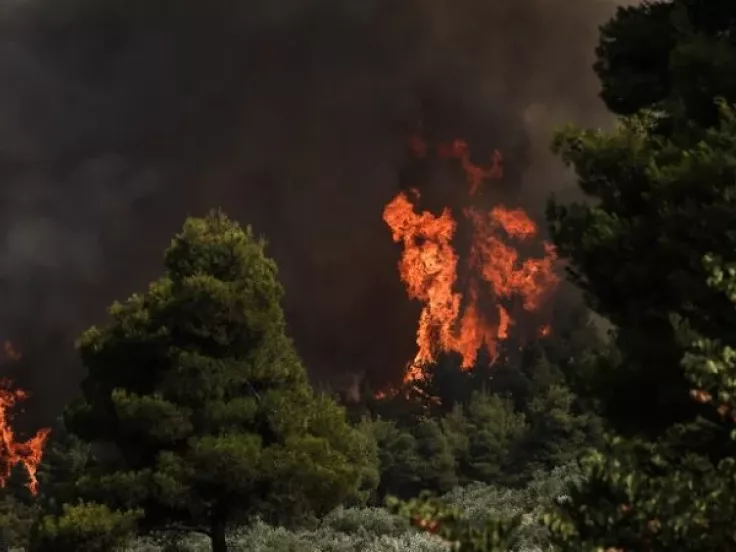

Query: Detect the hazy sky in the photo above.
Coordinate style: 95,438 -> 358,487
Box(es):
0,0 -> 626,426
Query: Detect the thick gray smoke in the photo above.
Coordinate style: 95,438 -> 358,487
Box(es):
0,0 -> 623,426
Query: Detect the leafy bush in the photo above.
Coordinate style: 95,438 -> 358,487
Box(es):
30,502 -> 141,552
441,465 -> 580,551
129,466 -> 577,552
131,508 -> 448,551
382,464 -> 581,552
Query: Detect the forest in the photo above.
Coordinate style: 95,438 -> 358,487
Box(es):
1,0 -> 736,550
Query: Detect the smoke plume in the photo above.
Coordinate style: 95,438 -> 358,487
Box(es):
0,0 -> 623,426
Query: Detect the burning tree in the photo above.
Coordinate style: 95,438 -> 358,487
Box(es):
0,383 -> 50,496
0,343 -> 50,497
62,211 -> 378,552
383,135 -> 559,386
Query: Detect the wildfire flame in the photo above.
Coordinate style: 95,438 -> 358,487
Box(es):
0,342 -> 50,495
384,135 -> 558,383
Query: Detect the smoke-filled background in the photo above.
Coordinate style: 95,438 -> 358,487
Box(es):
0,0 -> 625,428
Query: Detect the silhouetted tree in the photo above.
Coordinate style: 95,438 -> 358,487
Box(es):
595,0 -> 736,128
548,100 -> 736,437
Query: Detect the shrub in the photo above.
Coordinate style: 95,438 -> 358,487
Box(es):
30,502 -> 141,552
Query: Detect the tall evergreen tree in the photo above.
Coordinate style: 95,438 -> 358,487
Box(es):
63,211 -> 378,552
548,98 -> 736,436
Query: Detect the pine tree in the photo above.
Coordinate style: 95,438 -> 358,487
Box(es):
443,391 -> 527,487
370,418 -> 422,500
414,418 -> 457,495
548,99 -> 736,436
64,211 -> 378,551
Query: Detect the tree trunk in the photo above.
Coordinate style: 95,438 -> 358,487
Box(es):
210,518 -> 228,552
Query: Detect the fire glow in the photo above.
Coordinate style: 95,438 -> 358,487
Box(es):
0,342 -> 50,495
383,136 -> 559,383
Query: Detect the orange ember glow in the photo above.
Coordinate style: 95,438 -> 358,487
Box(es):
383,135 -> 558,383
436,138 -> 503,195
0,343 -> 50,495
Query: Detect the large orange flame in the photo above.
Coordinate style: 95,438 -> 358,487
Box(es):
383,135 -> 558,383
0,342 -> 50,495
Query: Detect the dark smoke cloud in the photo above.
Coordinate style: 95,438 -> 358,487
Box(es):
0,0 -> 623,427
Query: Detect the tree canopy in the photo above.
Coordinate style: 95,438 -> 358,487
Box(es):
548,0 -> 736,435
62,211 -> 378,551
596,0 -> 736,127
547,100 -> 736,436
546,251 -> 736,552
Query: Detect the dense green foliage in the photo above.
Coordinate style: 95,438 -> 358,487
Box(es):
539,3 -> 736,550
548,99 -> 736,435
544,256 -> 736,551
546,0 -> 736,436
123,467 -> 577,552
54,212 -> 378,552
595,0 -> 736,127
31,503 -> 142,552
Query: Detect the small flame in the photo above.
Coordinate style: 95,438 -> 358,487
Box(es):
436,138 -> 503,195
383,135 -> 558,385
0,342 -> 50,495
